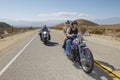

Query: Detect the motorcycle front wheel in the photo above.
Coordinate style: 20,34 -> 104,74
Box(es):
44,41 -> 48,45
80,48 -> 94,74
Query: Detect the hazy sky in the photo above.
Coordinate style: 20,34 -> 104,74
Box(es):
0,0 -> 120,21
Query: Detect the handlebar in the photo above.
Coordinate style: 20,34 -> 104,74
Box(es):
67,34 -> 77,39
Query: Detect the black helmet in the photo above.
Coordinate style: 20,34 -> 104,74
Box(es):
65,20 -> 70,24
71,20 -> 78,26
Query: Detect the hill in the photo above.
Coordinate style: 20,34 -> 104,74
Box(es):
0,22 -> 11,28
52,19 -> 98,29
76,19 -> 98,26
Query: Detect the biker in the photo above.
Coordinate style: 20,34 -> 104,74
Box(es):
62,20 -> 71,49
65,21 -> 78,56
41,25 -> 49,32
39,25 -> 50,40
63,20 -> 71,37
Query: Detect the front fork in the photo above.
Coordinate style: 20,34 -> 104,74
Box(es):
78,45 -> 82,62
78,45 -> 88,62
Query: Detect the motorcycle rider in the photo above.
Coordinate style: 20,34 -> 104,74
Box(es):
39,25 -> 50,40
63,20 -> 71,37
62,20 -> 71,50
65,21 -> 78,56
41,25 -> 49,31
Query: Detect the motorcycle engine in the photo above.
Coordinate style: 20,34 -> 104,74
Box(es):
71,39 -> 79,53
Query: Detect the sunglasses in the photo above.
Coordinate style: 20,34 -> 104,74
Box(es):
73,24 -> 78,26
66,23 -> 70,24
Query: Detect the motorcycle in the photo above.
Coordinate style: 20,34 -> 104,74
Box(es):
40,31 -> 50,45
67,34 -> 94,74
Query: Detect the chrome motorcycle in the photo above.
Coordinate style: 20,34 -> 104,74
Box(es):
68,34 -> 94,74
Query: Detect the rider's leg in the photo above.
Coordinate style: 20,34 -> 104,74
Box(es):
62,38 -> 67,50
65,39 -> 72,56
40,33 -> 42,40
49,34 -> 51,40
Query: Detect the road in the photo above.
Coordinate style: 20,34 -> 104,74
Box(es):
0,30 -> 117,80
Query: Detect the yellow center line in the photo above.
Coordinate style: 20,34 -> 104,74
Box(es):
52,31 -> 120,80
95,60 -> 120,80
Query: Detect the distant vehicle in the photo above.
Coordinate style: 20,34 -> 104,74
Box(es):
39,25 -> 51,45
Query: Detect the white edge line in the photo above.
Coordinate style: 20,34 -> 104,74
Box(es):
0,35 -> 37,76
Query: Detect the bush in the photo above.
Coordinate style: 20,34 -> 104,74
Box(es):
116,33 -> 120,38
80,27 -> 87,34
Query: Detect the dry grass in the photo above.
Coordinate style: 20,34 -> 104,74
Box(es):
81,24 -> 120,39
0,27 -> 39,38
52,24 -> 120,38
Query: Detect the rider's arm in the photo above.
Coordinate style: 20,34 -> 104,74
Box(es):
66,28 -> 72,37
63,27 -> 66,37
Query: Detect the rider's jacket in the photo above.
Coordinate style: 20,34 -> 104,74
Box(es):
69,28 -> 78,34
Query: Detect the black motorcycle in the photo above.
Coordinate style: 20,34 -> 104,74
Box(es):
67,34 -> 94,74
39,31 -> 50,45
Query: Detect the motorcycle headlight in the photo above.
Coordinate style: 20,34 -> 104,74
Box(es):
43,31 -> 47,34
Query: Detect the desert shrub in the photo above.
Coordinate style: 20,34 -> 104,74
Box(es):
80,27 -> 87,34
91,28 -> 103,35
116,33 -> 120,38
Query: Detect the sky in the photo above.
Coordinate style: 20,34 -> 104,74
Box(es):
0,0 -> 120,21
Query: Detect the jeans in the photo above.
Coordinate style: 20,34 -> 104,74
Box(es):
65,39 -> 72,55
62,39 -> 67,50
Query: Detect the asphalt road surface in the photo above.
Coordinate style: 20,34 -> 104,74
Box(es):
0,30 -> 115,80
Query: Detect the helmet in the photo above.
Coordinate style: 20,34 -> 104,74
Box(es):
71,20 -> 78,26
43,25 -> 47,28
65,20 -> 70,24
72,39 -> 79,46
